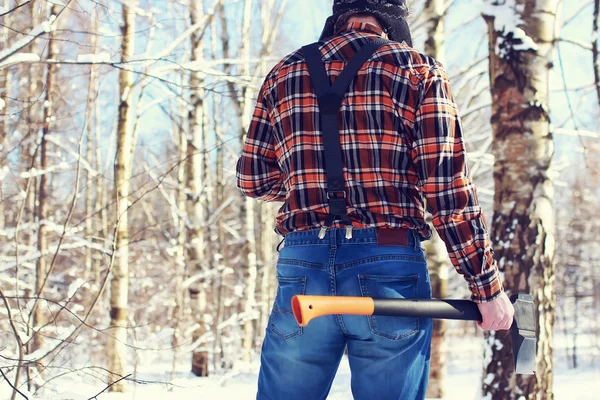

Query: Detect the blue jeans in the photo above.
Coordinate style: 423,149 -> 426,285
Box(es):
257,227 -> 433,400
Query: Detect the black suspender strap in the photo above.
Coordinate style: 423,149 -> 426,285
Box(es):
302,38 -> 389,240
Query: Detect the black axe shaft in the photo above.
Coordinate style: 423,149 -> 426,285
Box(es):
372,298 -> 483,321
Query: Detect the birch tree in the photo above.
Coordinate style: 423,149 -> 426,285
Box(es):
187,0 -> 211,377
108,2 -> 136,392
422,1 -> 449,398
593,0 -> 599,105
31,0 -> 59,366
482,1 -> 559,398
84,8 -> 100,282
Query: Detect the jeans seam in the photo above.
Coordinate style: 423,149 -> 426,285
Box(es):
269,276 -> 307,340
277,258 -> 328,269
336,254 -> 426,272
329,234 -> 349,334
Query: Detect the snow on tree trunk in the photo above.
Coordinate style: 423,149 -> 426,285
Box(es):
482,1 -> 558,398
108,3 -> 135,392
188,0 -> 211,377
423,1 -> 448,398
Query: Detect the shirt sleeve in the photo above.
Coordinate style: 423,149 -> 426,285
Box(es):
408,63 -> 503,303
235,84 -> 287,202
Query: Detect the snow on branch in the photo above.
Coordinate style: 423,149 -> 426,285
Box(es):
0,18 -> 55,65
0,52 -> 42,69
0,238 -> 113,274
76,53 -> 112,63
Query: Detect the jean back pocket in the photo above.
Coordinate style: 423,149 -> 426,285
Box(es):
269,276 -> 307,340
358,274 -> 419,340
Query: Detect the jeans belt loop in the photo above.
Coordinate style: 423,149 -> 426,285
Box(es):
413,231 -> 420,251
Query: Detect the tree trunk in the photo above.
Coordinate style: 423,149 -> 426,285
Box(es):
424,0 -> 445,66
94,66 -> 106,286
423,2 -> 448,398
108,3 -> 136,392
259,202 -> 274,339
212,99 -> 225,372
424,230 -> 448,399
32,3 -> 59,360
84,12 -> 99,282
239,0 -> 260,363
171,119 -> 187,380
188,0 -> 211,377
0,0 -> 10,231
482,1 -> 558,398
593,0 -> 599,106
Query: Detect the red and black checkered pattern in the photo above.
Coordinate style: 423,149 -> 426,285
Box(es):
236,21 -> 503,303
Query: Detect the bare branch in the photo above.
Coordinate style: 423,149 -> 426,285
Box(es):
0,0 -> 32,18
559,37 -> 593,51
0,367 -> 28,399
88,374 -> 132,399
562,0 -> 594,27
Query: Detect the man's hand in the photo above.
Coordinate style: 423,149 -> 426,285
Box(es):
476,291 -> 515,331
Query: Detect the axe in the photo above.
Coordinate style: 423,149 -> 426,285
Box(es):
291,293 -> 536,375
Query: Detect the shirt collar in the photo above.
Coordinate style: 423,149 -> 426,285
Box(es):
334,21 -> 387,38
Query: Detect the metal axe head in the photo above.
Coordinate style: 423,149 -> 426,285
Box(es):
510,293 -> 537,375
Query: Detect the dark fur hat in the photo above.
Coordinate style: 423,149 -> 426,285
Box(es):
320,0 -> 412,46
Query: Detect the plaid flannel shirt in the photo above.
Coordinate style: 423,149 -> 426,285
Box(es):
235,21 -> 503,303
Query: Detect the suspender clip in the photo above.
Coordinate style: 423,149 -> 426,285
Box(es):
345,224 -> 353,239
327,190 -> 346,199
318,225 -> 328,240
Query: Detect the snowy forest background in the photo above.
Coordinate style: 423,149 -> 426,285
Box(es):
0,0 -> 598,399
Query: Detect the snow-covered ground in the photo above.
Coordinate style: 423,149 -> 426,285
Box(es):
17,357 -> 600,400
3,333 -> 598,400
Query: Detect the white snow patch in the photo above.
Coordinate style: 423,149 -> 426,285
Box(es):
0,53 -> 41,69
234,284 -> 244,297
511,28 -> 539,52
0,98 -> 5,110
494,338 -> 504,350
483,372 -> 495,385
481,0 -> 539,58
121,86 -> 131,102
0,165 -> 8,182
67,278 -> 86,298
76,52 -> 111,63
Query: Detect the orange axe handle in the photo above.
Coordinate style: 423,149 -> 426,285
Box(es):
292,295 -> 375,327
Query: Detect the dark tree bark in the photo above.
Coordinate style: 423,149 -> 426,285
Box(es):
482,1 -> 559,398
